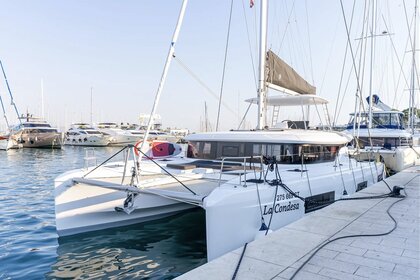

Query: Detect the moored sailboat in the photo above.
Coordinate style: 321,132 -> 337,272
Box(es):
54,0 -> 384,262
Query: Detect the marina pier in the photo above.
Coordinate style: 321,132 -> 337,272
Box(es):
178,165 -> 419,280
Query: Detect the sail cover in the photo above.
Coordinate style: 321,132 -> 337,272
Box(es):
266,50 -> 316,95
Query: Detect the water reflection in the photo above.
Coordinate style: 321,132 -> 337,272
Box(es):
47,209 -> 207,279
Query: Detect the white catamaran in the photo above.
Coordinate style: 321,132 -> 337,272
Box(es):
54,0 -> 384,261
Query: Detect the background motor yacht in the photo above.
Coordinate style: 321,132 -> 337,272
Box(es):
64,123 -> 110,147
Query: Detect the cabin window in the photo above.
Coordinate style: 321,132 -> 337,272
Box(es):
372,113 -> 390,127
216,142 -> 245,158
23,123 -> 51,128
356,137 -> 411,149
221,145 -> 239,157
202,142 -> 212,156
187,141 -> 340,163
253,144 -> 263,156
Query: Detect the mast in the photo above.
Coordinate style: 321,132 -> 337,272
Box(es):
409,0 -> 418,134
90,87 -> 93,125
0,60 -> 21,124
204,101 -> 209,132
41,79 -> 44,118
368,0 -> 376,129
0,90 -> 10,129
138,0 -> 188,159
257,0 -> 268,130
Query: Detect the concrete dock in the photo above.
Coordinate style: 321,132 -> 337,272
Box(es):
177,165 -> 420,280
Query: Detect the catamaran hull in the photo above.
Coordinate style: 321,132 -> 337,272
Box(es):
204,161 -> 382,260
55,179 -> 197,236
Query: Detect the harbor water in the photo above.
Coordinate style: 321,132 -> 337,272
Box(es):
0,147 -> 206,279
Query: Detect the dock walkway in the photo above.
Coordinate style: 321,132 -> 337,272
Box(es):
177,165 -> 419,280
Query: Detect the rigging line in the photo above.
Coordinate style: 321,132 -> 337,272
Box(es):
356,1 -> 372,149
241,0 -> 258,91
250,158 -> 265,223
304,0 -> 315,85
288,7 -> 308,80
348,151 -> 357,190
0,60 -> 21,124
277,0 -> 296,54
382,16 -> 411,107
82,146 -> 128,178
313,102 -> 323,128
173,56 -> 239,118
318,17 -> 340,96
333,0 -> 356,125
339,0 -> 364,108
385,0 -> 398,103
136,147 -> 197,195
237,101 -> 252,130
0,91 -> 10,129
395,15 -> 415,109
215,0 -> 234,132
401,0 -> 419,117
353,1 -> 373,151
403,0 -> 415,53
336,36 -> 366,126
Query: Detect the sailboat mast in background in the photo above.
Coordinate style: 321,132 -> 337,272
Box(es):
257,0 -> 268,130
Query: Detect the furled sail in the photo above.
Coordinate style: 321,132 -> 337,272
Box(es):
266,50 -> 316,95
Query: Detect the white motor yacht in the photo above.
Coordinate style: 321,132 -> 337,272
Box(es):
10,113 -> 61,149
95,122 -> 142,146
345,96 -> 420,172
54,0 -> 385,262
64,123 -> 110,147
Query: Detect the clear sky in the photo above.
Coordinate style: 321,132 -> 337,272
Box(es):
0,0 -> 418,132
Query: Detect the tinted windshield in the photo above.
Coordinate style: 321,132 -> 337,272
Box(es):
23,123 -> 51,128
24,129 -> 58,133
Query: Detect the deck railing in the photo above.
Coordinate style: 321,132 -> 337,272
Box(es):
218,156 -> 265,187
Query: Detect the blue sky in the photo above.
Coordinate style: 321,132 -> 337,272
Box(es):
0,0 -> 418,131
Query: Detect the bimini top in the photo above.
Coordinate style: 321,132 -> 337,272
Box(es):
245,95 -> 328,106
186,130 -> 351,145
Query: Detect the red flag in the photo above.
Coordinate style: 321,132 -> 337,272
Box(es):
250,0 -> 254,8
